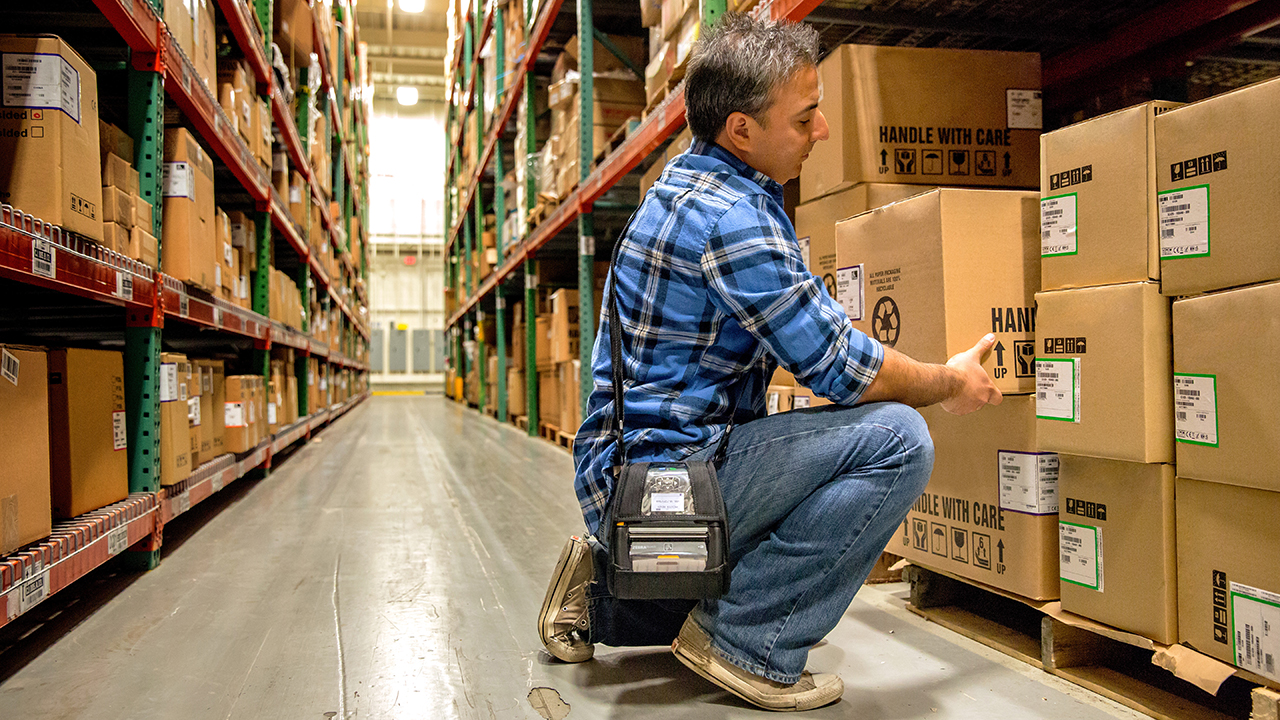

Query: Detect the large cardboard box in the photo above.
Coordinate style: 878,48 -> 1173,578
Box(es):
0,346 -> 53,555
1155,76 -> 1280,297
195,362 -> 214,458
223,375 -> 257,453
538,369 -> 561,427
1040,102 -> 1182,291
0,35 -> 103,241
159,353 -> 191,486
508,367 -> 526,416
184,358 -> 201,468
796,184 -> 936,299
1058,456 -> 1177,644
1172,281 -> 1280,492
201,359 -> 226,454
47,348 -> 128,518
1176,478 -> 1280,680
559,360 -> 582,433
162,128 -> 217,291
536,315 -> 554,371
1035,282 -> 1173,463
802,45 -> 1041,202
835,189 -> 1041,395
899,397 -> 1060,600
549,290 -> 580,365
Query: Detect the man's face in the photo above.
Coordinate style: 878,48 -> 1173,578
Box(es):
751,65 -> 828,184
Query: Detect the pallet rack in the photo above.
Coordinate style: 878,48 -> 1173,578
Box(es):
0,0 -> 373,627
440,0 -> 1280,435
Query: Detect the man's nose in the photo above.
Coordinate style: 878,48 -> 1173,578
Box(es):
813,109 -> 830,142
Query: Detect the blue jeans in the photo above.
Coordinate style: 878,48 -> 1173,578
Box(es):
586,401 -> 934,684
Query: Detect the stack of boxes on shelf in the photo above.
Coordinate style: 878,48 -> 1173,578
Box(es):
642,0 -> 704,111
100,124 -> 159,268
216,57 -> 274,177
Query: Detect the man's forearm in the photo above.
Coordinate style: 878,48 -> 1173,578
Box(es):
858,347 -> 961,407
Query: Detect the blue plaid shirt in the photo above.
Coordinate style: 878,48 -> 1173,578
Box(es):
571,139 -> 885,536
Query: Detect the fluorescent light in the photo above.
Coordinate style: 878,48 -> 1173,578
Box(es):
399,0 -> 425,11
396,86 -> 419,105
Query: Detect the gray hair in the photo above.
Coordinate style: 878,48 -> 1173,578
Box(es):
685,13 -> 820,143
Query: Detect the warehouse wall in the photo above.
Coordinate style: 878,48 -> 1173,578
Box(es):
368,96 -> 447,389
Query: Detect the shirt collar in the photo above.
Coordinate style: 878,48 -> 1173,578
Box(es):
689,138 -> 784,197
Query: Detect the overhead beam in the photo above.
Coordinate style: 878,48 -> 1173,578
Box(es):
803,7 -> 1089,44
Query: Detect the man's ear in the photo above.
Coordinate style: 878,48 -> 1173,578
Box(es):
723,111 -> 754,154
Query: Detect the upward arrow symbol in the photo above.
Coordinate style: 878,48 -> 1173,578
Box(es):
994,341 -> 1005,367
881,149 -> 888,166
1003,152 -> 1012,170
997,539 -> 1006,563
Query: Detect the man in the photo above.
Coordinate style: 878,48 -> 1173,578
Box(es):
538,13 -> 1001,712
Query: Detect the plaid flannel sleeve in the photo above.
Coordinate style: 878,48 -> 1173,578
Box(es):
700,194 -> 884,404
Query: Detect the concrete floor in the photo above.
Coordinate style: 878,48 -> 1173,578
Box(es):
0,396 -> 1150,719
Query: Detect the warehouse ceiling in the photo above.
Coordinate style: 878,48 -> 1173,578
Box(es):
356,0 -> 451,103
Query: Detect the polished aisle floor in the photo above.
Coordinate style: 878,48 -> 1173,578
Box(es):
0,396 -> 1146,719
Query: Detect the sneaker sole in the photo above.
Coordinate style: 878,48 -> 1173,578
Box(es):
672,636 -> 838,712
538,538 -> 593,663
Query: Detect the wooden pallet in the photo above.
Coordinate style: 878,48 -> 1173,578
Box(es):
539,422 -> 560,444
514,415 -> 529,431
527,195 -> 559,230
903,564 -> 1278,720
556,430 -> 575,450
594,119 -> 641,166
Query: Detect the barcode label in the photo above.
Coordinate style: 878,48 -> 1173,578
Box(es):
16,570 -> 49,614
1174,374 -> 1218,446
160,364 -> 179,402
1036,358 -> 1080,422
174,491 -> 191,516
1060,522 -> 1103,591
116,272 -> 133,301
32,238 -> 55,278
1,348 -> 19,386
999,451 -> 1059,515
1231,581 -> 1280,681
112,410 -> 127,450
179,292 -> 189,317
1158,186 -> 1210,258
106,525 -> 129,556
1041,194 -> 1077,257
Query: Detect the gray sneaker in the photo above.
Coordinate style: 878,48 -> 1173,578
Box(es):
672,615 -> 843,711
538,536 -> 595,662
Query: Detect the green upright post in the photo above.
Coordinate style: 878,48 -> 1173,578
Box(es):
252,213 -> 272,379
576,0 -> 596,420
123,58 -> 165,570
524,261 -> 538,436
297,265 -> 311,418
254,0 -> 274,57
494,6 -> 508,422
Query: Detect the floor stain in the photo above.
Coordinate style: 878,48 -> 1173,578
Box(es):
528,687 -> 570,719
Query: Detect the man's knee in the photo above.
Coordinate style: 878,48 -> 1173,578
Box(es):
864,402 -> 934,487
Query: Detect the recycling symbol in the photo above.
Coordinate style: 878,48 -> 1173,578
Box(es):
872,296 -> 900,347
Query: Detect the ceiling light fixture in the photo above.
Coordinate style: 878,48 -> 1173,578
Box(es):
396,86 -> 419,105
399,0 -> 426,12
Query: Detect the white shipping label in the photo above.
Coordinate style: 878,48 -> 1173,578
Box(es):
1159,186 -> 1210,258
1174,373 -> 1218,446
179,292 -> 189,317
289,184 -> 302,204
1060,522 -> 1103,591
1007,89 -> 1043,130
224,242 -> 233,265
766,391 -> 780,415
998,451 -> 1060,515
116,272 -> 133,301
1037,358 -> 1080,422
1041,195 -> 1077,257
188,397 -> 201,426
2,52 -> 81,122
179,380 -> 187,402
1231,582 -> 1280,681
224,402 -> 245,427
1,348 -> 19,386
16,570 -> 49,615
650,493 -> 685,513
31,238 -> 55,279
112,410 -> 127,450
106,525 -> 129,556
793,395 -> 811,409
163,162 -> 195,199
836,265 -> 865,321
160,363 -> 179,402
215,265 -> 221,287
268,402 -> 277,425
797,236 -> 811,270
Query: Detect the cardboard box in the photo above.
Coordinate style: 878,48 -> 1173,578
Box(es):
47,348 -> 128,518
1155,75 -> 1280,296
835,189 -> 1042,395
559,360 -> 582,433
538,369 -> 561,427
100,221 -> 128,254
196,363 -> 214,458
101,152 -> 139,195
1172,281 -> 1280,492
202,360 -> 226,454
766,385 -> 793,415
128,226 -> 159,269
0,35 -> 103,241
286,374 -> 299,424
1176,477 -> 1280,678
162,128 -> 217,291
98,120 -> 134,165
796,184 -> 936,299
899,396 -> 1060,600
224,375 -> 257,453
790,386 -> 831,409
1058,455 -> 1177,644
1035,282 -> 1173,463
1040,102 -> 1182,291
135,197 -> 154,234
508,367 -> 527,416
101,185 -> 135,229
536,315 -> 553,371
549,290 -> 580,365
158,353 -> 191,486
185,358 -> 202,468
0,346 -> 53,555
801,45 -> 1041,203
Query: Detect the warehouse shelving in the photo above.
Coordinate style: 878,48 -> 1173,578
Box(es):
0,0 -> 373,629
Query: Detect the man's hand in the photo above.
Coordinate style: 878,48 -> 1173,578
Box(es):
939,334 -> 1003,415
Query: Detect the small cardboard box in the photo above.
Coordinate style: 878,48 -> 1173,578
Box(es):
1175,477 -> 1280,678
1040,101 -> 1182,291
1034,282 -> 1173,464
538,369 -> 561,428
836,189 -> 1042,395
796,184 -> 935,299
223,375 -> 256,453
129,226 -> 159,269
549,290 -> 580,365
1155,75 -> 1280,296
899,396 -> 1060,600
1172,280 -> 1280,492
47,348 -> 128,518
1057,455 -> 1177,644
135,197 -> 154,234
162,128 -> 217,291
0,35 -> 103,241
159,353 -> 191,486
101,152 -> 139,195
101,185 -> 135,230
801,44 -> 1041,202
0,346 -> 53,555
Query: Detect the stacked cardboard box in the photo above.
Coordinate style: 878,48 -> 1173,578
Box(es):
228,211 -> 256,309
187,357 -> 204,468
0,345 -> 53,554
162,128 -> 218,291
165,0 -> 216,93
48,349 -> 129,518
836,189 -> 1054,600
99,142 -> 160,269
224,375 -> 266,453
1038,101 -> 1180,642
